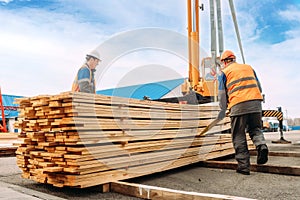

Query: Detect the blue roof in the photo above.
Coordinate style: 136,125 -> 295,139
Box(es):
97,78 -> 184,100
1,94 -> 23,119
2,94 -> 22,107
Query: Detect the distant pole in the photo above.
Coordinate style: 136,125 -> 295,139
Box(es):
285,109 -> 289,129
228,0 -> 245,64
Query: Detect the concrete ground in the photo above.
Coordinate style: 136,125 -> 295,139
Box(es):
0,131 -> 300,199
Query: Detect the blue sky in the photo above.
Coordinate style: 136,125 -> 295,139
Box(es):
238,0 -> 299,44
1,0 -> 300,118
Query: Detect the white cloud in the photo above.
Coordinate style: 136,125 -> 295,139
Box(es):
279,5 -> 300,22
241,33 -> 300,119
0,7 -> 107,96
0,0 -> 13,4
97,50 -> 188,90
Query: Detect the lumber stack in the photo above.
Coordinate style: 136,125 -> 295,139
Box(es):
15,92 -> 254,188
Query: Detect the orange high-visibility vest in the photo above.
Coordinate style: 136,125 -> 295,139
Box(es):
71,75 -> 81,92
72,64 -> 95,93
222,62 -> 263,109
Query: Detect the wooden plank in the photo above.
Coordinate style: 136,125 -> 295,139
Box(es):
60,144 -> 236,176
66,134 -> 231,153
54,118 -> 230,133
250,150 -> 300,157
0,146 -> 17,156
111,181 -> 255,200
69,143 -> 234,170
58,149 -> 236,188
70,122 -> 231,144
64,102 -> 219,118
199,160 -> 300,176
59,92 -> 215,110
54,91 -> 220,111
43,166 -> 64,173
0,133 -> 18,139
64,141 -> 233,166
52,117 -> 214,129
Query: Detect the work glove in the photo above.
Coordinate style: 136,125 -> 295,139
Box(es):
217,110 -> 226,120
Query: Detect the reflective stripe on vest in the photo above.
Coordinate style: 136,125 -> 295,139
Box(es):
223,62 -> 263,109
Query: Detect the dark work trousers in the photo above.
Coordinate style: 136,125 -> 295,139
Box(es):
231,112 -> 266,171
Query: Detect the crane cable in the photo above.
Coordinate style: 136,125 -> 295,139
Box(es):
216,0 -> 224,56
228,0 -> 245,64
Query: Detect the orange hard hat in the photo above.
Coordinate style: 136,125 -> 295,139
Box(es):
221,50 -> 235,61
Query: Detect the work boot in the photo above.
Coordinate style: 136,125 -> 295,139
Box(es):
257,144 -> 268,165
236,169 -> 250,175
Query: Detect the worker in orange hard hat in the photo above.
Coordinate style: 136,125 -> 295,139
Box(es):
217,50 -> 268,175
72,50 -> 101,93
220,50 -> 236,62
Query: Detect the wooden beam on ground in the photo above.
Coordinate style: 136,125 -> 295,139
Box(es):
199,160 -> 300,176
110,181 -> 255,200
250,150 -> 300,157
0,146 -> 17,156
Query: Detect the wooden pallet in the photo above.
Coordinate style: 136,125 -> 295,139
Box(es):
15,92 -> 253,188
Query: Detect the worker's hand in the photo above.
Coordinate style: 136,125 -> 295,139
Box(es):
217,110 -> 226,120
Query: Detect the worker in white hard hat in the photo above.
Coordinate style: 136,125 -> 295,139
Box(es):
72,50 -> 101,93
217,50 -> 268,175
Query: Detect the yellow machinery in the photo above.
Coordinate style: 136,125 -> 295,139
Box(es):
156,0 -> 243,104
181,0 -> 223,103
182,0 -> 244,103
181,0 -> 219,101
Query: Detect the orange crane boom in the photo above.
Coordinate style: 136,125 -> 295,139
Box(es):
182,0 -> 219,101
0,87 -> 7,132
187,0 -> 200,91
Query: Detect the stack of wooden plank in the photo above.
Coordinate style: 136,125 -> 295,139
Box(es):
15,92 -> 253,188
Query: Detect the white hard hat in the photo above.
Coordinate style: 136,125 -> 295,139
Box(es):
87,50 -> 101,61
